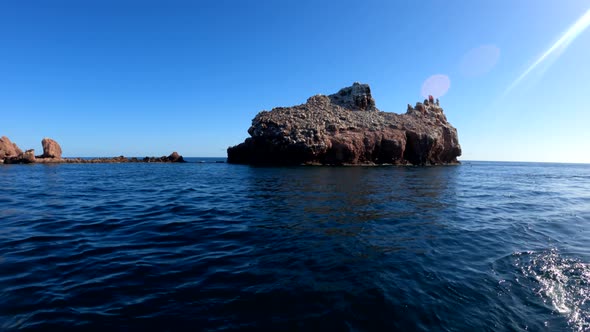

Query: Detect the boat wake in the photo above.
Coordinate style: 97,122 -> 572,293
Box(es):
516,249 -> 590,331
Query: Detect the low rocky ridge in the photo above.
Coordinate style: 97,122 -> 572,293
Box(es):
227,83 -> 461,165
0,137 -> 185,164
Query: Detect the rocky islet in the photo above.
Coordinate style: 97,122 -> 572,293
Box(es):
0,137 -> 185,164
227,83 -> 461,165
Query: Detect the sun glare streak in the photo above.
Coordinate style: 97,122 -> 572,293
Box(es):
505,8 -> 590,94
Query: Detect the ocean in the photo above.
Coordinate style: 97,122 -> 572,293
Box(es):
1,160 -> 589,331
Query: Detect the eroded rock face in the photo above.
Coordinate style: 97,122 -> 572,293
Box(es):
22,149 -> 36,163
329,83 -> 377,112
4,149 -> 36,164
0,136 -> 23,160
41,138 -> 62,159
227,83 -> 461,165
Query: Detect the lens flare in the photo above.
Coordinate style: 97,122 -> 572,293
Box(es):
459,44 -> 501,77
505,8 -> 590,94
421,74 -> 450,99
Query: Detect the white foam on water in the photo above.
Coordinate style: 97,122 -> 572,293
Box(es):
518,249 -> 590,331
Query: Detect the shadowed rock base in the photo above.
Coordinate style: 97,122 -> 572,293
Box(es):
228,83 -> 461,166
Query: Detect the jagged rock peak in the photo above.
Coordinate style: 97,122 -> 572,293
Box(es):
328,82 -> 377,112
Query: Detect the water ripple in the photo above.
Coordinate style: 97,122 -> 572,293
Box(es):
0,161 -> 589,330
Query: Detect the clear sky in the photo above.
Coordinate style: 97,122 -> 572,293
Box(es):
1,1 -> 589,162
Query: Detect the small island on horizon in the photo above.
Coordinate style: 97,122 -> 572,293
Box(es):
227,82 -> 462,166
0,137 -> 186,164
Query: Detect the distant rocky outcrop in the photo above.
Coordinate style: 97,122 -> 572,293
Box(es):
227,82 -> 461,165
44,153 -> 186,164
22,149 -> 36,163
0,136 -> 186,164
41,138 -> 62,159
4,149 -> 36,164
0,136 -> 23,160
166,152 -> 184,163
143,152 -> 185,163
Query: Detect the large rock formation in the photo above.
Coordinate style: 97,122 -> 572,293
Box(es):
0,136 -> 23,161
227,82 -> 461,165
41,138 -> 62,159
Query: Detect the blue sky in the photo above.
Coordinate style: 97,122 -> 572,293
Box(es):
1,1 -> 589,162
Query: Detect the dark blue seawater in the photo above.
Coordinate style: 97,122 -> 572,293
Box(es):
1,160 -> 589,331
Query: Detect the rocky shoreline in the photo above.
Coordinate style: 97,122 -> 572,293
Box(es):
228,83 -> 461,166
0,136 -> 186,164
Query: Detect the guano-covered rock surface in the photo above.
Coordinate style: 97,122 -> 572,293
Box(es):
227,83 -> 461,165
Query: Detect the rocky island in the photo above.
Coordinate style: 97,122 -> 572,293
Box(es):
227,83 -> 461,165
0,136 -> 185,164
